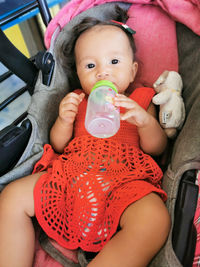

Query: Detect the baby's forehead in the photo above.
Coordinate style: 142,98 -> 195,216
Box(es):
77,24 -> 129,46
85,24 -> 125,36
75,23 -> 134,60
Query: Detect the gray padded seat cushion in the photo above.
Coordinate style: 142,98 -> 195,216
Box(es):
150,23 -> 200,267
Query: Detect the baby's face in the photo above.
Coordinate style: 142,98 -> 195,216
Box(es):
75,25 -> 138,95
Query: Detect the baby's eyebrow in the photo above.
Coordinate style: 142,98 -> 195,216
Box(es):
77,56 -> 94,64
109,52 -> 125,58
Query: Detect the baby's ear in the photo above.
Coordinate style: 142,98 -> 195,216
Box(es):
131,61 -> 138,82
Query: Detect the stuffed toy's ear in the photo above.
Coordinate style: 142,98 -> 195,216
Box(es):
153,71 -> 169,92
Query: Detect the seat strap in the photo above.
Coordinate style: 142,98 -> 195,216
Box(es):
0,28 -> 38,88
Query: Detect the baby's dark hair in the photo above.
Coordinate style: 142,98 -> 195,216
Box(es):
59,5 -> 136,90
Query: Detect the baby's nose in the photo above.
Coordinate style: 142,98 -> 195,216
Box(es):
96,67 -> 109,79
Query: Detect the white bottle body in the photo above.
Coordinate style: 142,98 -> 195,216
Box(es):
85,80 -> 120,138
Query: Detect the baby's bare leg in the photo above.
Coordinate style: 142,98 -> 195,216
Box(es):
88,193 -> 171,267
0,172 -> 43,267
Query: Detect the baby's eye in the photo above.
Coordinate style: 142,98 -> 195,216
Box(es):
86,63 -> 95,69
111,59 -> 119,64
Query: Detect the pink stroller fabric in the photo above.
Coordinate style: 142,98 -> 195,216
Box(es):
127,4 -> 178,88
45,0 -> 200,49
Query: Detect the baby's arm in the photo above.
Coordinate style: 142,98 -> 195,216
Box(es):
50,92 -> 85,153
115,94 -> 167,156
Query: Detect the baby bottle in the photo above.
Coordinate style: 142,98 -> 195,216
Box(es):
85,80 -> 120,138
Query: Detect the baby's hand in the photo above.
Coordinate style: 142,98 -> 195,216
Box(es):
59,92 -> 85,125
114,94 -> 152,128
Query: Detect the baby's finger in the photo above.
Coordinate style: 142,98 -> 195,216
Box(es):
115,99 -> 137,109
61,102 -> 79,113
120,109 -> 136,121
63,92 -> 84,104
67,92 -> 85,103
60,109 -> 77,118
114,94 -> 137,108
114,93 -> 128,101
61,96 -> 82,109
79,92 -> 85,102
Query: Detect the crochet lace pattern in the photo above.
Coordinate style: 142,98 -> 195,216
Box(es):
33,87 -> 167,252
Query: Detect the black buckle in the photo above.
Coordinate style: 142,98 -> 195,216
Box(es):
35,51 -> 55,86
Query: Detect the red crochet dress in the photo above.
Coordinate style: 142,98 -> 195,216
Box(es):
33,87 -> 167,252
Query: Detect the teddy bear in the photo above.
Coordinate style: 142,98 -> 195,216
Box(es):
152,70 -> 185,138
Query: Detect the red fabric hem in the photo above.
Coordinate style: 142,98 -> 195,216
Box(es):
34,176 -> 166,252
